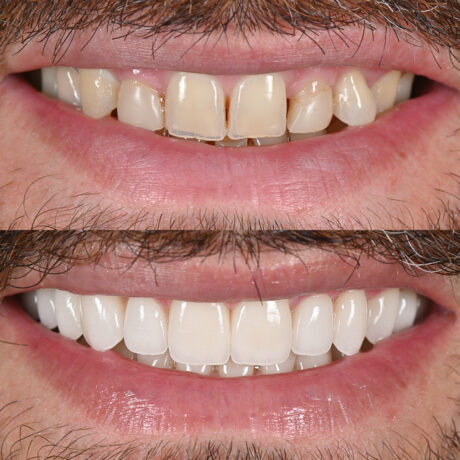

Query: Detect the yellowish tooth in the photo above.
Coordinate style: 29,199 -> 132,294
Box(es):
41,67 -> 58,98
165,72 -> 226,141
395,73 -> 415,104
118,80 -> 164,131
252,132 -> 289,146
333,70 -> 377,126
228,74 -> 287,139
56,67 -> 80,106
287,79 -> 333,133
80,69 -> 119,119
371,71 -> 401,113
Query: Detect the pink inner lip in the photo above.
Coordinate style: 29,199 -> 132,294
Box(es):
2,297 -> 454,439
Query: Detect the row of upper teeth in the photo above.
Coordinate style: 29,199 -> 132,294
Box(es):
41,67 -> 415,145
22,288 -> 423,376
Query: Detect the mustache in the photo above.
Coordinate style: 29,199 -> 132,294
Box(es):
0,230 -> 459,291
1,0 -> 459,62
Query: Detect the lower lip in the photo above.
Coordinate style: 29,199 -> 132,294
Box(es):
2,297 -> 455,440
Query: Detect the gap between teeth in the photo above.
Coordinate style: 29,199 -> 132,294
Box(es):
21,288 -> 423,377
41,68 -> 415,145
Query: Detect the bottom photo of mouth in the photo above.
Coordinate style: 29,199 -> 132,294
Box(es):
0,230 -> 458,459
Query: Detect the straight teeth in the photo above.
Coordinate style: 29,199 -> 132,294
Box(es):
21,288 -> 424,377
40,68 -> 415,146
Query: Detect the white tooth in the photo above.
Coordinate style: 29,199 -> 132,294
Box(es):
215,137 -> 248,147
366,288 -> 400,344
395,73 -> 415,104
231,300 -> 292,365
124,298 -> 168,355
371,71 -> 401,113
228,74 -> 287,139
292,294 -> 333,356
259,352 -> 296,375
137,351 -> 174,369
165,72 -> 226,141
217,359 -> 254,377
113,341 -> 136,360
41,67 -> 58,98
175,362 -> 213,375
118,80 -> 164,131
36,289 -> 58,329
80,69 -> 119,119
54,289 -> 83,340
168,301 -> 230,365
81,295 -> 125,351
295,351 -> 332,370
333,290 -> 368,355
21,291 -> 39,320
253,132 -> 289,146
393,289 -> 420,333
333,70 -> 377,126
289,130 -> 326,141
56,67 -> 80,106
287,79 -> 333,133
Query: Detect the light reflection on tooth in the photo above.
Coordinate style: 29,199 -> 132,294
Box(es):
56,67 -> 80,106
217,359 -> 254,378
371,71 -> 401,113
295,351 -> 332,370
393,290 -> 420,333
259,352 -> 296,375
80,69 -> 119,119
137,351 -> 174,369
366,288 -> 400,344
175,362 -> 213,375
37,289 -> 58,329
41,67 -> 58,98
395,73 -> 415,104
252,132 -> 289,146
54,289 -> 83,340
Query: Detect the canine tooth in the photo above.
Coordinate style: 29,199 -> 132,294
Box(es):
289,130 -> 326,141
395,73 -> 415,104
333,70 -> 377,126
81,295 -> 125,351
118,80 -> 164,131
165,72 -> 226,141
80,69 -> 119,119
371,71 -> 401,113
287,79 -> 333,133
217,359 -> 254,377
228,74 -> 287,139
295,351 -> 332,370
54,289 -> 83,340
56,67 -> 80,106
366,288 -> 400,344
41,67 -> 58,98
175,363 -> 213,375
393,289 -> 420,333
333,290 -> 367,355
231,300 -> 292,365
168,301 -> 230,365
124,298 -> 168,355
137,351 -> 174,369
215,137 -> 248,147
21,291 -> 39,320
292,294 -> 333,356
259,352 -> 296,375
36,289 -> 58,329
253,132 -> 289,146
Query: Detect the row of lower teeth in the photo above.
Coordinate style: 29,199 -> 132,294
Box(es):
41,68 -> 415,145
21,288 -> 424,376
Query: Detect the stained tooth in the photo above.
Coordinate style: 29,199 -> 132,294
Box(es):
292,294 -> 333,356
289,130 -> 326,141
81,295 -> 125,351
41,67 -> 58,98
393,290 -> 420,333
175,363 -> 213,375
168,301 -> 230,365
252,132 -> 289,146
21,291 -> 39,320
137,351 -> 174,369
215,137 -> 248,148
333,70 -> 377,126
231,300 -> 292,365
395,73 -> 415,104
36,289 -> 58,329
80,69 -> 119,119
54,289 -> 83,340
295,351 -> 332,370
124,298 -> 168,355
371,71 -> 401,113
118,80 -> 164,131
287,79 -> 333,134
165,72 -> 226,141
366,288 -> 400,344
217,359 -> 254,378
333,290 -> 368,355
259,352 -> 296,375
56,67 -> 81,106
228,74 -> 287,139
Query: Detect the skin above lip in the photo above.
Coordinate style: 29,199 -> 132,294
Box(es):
0,26 -> 459,230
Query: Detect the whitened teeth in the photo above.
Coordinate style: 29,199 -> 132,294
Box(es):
56,67 -> 80,106
371,71 -> 401,113
24,288 -> 424,376
396,73 -> 415,104
80,69 -> 119,119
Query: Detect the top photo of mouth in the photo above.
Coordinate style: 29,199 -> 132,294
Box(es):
0,1 -> 459,230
